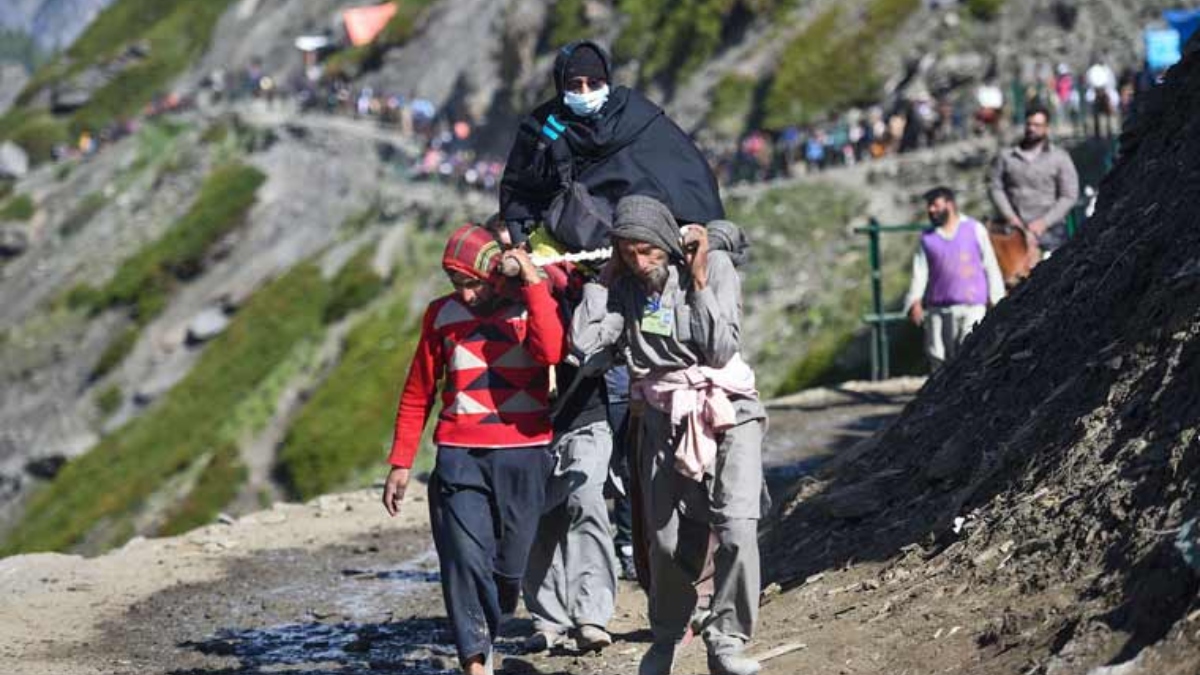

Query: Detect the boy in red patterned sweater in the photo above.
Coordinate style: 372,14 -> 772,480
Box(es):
382,223 -> 564,675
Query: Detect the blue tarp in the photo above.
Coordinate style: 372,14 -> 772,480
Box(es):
1164,8 -> 1200,43
1145,28 -> 1182,71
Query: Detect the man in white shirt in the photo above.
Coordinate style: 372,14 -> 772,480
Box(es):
906,186 -> 1006,370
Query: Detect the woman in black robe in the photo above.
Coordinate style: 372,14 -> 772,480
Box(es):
499,40 -> 724,248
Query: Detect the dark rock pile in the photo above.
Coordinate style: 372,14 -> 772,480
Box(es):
767,36 -> 1200,674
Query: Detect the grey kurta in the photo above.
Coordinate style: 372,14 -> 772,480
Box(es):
572,251 -> 766,423
570,250 -> 765,646
988,141 -> 1080,249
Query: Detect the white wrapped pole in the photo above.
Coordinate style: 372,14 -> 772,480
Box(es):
498,226 -> 695,276
499,247 -> 613,276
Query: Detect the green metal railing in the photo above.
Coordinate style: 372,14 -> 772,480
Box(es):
853,218 -> 926,381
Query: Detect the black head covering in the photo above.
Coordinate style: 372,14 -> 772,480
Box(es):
563,44 -> 608,84
611,195 -> 684,262
553,40 -> 612,95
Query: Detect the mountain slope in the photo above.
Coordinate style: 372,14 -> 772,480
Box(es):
764,34 -> 1200,674
0,0 -> 1196,557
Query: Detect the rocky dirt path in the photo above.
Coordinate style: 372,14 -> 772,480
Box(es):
1,380 -> 929,675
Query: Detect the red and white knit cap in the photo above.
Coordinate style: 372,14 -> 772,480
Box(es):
442,223 -> 502,281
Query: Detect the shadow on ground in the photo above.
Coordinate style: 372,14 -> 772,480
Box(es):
170,615 -> 646,675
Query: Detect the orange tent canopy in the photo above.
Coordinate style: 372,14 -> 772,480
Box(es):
343,2 -> 398,47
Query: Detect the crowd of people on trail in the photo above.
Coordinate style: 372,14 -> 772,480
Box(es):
41,91 -> 193,164
213,52 -> 1114,195
381,41 -> 764,675
202,61 -> 509,193
711,54 -> 1144,185
904,104 -> 1081,370
34,43 -> 1140,202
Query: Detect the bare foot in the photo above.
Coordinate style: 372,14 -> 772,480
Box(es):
463,653 -> 489,675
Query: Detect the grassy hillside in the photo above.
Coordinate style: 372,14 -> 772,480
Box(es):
0,28 -> 48,71
0,0 -> 236,162
763,0 -> 921,128
276,227 -> 446,500
1,202 -> 461,554
71,161 -> 265,320
615,0 -> 794,88
2,263 -> 330,555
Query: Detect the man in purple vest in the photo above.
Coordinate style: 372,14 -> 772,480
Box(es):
905,186 -> 1006,370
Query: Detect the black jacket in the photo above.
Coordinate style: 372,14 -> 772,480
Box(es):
499,41 -> 724,231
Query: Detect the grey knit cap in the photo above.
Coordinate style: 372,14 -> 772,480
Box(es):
611,195 -> 684,261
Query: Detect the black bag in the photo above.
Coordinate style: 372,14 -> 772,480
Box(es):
544,137 -> 613,251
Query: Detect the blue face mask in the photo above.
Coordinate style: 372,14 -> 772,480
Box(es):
563,85 -> 610,117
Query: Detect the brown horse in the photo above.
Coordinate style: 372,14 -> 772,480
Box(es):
986,217 -> 1036,289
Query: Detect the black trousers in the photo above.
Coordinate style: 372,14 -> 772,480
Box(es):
428,445 -> 552,665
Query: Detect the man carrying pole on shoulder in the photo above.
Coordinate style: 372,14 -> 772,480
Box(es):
570,195 -> 766,675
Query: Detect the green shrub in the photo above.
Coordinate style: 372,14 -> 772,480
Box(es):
7,113 -> 69,164
549,0 -> 591,48
62,283 -> 106,313
275,224 -> 448,498
0,194 -> 34,221
95,385 -> 122,418
708,73 -> 760,137
158,444 -> 246,536
610,1 -> 793,86
90,325 -> 139,381
322,45 -> 373,79
218,338 -> 320,444
965,0 -> 1005,20
762,7 -> 853,127
763,0 -> 919,128
16,0 -> 236,137
199,119 -> 232,145
615,0 -> 728,86
59,192 -> 106,237
123,120 -> 188,177
62,1 -> 182,67
325,246 -> 386,324
0,28 -> 47,72
339,202 -> 381,236
277,292 -> 419,499
1,263 -> 330,555
100,162 -> 265,322
773,327 -> 855,395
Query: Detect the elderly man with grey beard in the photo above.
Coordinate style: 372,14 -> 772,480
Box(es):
570,195 -> 766,675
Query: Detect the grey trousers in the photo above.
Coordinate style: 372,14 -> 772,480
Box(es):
924,304 -> 986,370
637,405 -> 764,646
522,420 -> 618,632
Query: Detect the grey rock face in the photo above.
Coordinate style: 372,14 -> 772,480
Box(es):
0,142 -> 29,179
185,307 -> 231,345
0,64 -> 29,117
0,0 -> 115,52
0,226 -> 29,257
